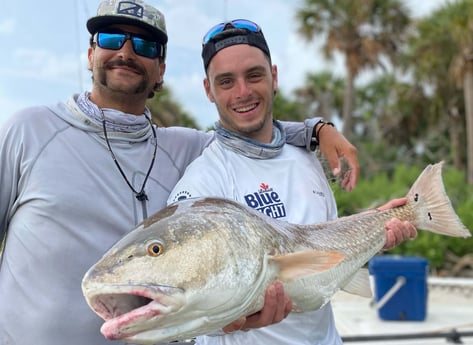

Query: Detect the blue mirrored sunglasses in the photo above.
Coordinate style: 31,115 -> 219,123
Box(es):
94,31 -> 165,59
202,19 -> 261,44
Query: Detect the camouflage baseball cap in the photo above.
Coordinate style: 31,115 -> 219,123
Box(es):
87,0 -> 167,43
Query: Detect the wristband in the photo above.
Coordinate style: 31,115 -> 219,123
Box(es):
310,120 -> 335,150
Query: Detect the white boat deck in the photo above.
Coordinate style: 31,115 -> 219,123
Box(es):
332,277 -> 473,345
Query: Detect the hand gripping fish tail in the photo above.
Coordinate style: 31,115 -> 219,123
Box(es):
81,161 -> 471,345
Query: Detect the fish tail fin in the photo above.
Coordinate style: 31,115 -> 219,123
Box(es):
407,161 -> 471,238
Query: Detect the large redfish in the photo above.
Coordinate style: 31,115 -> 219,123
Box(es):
81,162 -> 471,344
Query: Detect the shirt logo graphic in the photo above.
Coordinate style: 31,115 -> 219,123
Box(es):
244,183 -> 286,219
172,190 -> 192,202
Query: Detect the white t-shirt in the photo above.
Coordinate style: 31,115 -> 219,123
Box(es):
168,139 -> 342,345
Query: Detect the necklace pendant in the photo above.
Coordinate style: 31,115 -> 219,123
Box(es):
136,191 -> 148,202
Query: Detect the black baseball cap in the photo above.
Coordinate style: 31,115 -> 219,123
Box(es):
201,19 -> 271,70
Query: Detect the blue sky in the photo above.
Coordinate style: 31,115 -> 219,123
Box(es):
0,0 -> 446,129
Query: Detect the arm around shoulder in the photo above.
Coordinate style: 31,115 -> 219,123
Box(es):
281,117 -> 360,192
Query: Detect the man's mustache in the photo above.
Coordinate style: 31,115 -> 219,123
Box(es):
104,60 -> 144,74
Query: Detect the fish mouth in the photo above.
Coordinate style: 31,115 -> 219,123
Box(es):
85,284 -> 185,341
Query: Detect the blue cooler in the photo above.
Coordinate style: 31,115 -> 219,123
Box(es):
369,255 -> 428,321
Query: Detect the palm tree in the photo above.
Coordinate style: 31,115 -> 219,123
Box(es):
293,71 -> 345,122
404,6 -> 464,170
446,0 -> 473,184
405,0 -> 472,182
296,0 -> 411,139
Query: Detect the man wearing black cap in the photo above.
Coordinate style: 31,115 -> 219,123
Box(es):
0,1 -> 372,344
168,19 -> 417,345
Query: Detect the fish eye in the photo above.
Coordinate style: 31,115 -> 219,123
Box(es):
146,241 -> 164,257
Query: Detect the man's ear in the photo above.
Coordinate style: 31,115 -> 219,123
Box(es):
151,62 -> 166,93
158,62 -> 166,81
271,64 -> 278,94
203,78 -> 215,103
87,47 -> 94,71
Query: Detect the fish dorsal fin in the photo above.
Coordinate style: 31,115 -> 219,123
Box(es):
269,250 -> 345,282
341,268 -> 372,298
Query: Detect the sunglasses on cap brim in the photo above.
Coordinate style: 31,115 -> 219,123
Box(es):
202,19 -> 261,44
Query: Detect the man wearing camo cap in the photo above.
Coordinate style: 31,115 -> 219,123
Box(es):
0,0 -> 366,344
87,0 -> 168,43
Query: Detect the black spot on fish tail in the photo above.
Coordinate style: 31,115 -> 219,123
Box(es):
406,162 -> 471,238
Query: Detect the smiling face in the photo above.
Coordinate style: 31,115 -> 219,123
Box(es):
204,44 -> 278,143
87,24 -> 166,114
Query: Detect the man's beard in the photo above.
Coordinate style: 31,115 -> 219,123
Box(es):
218,98 -> 273,138
219,109 -> 271,138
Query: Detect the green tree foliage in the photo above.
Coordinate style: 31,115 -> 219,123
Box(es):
294,71 -> 345,122
146,86 -> 201,129
353,74 -> 451,178
272,91 -> 308,122
403,0 -> 473,183
292,0 -> 472,186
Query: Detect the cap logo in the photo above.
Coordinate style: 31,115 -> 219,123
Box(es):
117,1 -> 144,18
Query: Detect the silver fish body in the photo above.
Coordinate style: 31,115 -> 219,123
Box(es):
82,162 -> 471,344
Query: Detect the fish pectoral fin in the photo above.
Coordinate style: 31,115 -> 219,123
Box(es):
341,268 -> 372,298
270,250 -> 345,282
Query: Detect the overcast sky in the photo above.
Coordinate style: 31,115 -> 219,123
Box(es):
0,0 -> 446,128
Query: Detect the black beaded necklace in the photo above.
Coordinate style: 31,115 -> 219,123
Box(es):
100,108 -> 157,219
